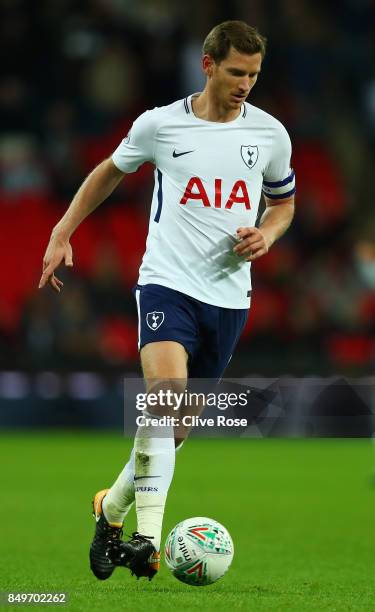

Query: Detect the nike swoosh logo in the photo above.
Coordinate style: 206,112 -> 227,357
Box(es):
173,149 -> 195,158
134,475 -> 161,481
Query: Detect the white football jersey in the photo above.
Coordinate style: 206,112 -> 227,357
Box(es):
112,94 -> 295,309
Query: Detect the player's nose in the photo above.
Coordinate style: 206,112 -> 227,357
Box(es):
238,79 -> 250,94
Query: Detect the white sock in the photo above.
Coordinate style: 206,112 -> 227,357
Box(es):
102,438 -> 185,527
134,415 -> 175,551
103,449 -> 135,525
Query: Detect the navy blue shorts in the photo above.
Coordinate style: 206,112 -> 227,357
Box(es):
133,284 -> 248,379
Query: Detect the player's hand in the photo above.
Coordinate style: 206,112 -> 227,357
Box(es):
233,227 -> 271,262
38,234 -> 73,293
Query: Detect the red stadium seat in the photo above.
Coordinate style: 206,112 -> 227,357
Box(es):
293,142 -> 346,224
327,335 -> 375,366
99,316 -> 138,362
104,206 -> 148,288
0,196 -> 60,326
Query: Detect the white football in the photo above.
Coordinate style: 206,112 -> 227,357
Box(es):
164,517 -> 234,586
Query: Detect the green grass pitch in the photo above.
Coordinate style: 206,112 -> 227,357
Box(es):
1,433 -> 374,611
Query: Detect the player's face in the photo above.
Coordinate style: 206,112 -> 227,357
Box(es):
206,47 -> 262,110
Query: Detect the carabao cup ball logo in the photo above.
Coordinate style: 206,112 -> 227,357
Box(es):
146,311 -> 164,331
164,517 -> 234,587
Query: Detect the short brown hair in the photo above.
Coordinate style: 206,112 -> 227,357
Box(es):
203,21 -> 267,63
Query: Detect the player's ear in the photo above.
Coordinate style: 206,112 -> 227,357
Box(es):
202,54 -> 214,78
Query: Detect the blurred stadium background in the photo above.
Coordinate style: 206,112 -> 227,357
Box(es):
0,0 -> 374,429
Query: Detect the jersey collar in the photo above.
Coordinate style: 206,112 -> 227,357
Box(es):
184,94 -> 247,123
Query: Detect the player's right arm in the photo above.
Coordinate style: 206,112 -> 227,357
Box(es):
40,108 -> 158,292
39,158 -> 125,292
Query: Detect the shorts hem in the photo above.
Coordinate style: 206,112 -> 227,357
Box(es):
139,336 -> 192,359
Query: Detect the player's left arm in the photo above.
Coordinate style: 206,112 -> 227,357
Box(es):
233,195 -> 295,262
234,121 -> 295,262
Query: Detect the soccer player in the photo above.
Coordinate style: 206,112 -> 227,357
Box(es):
39,21 -> 295,581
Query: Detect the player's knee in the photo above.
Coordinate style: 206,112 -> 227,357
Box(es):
147,377 -> 187,395
146,378 -> 187,417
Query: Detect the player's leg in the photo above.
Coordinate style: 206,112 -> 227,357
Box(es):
102,339 -> 188,528
90,341 -> 188,581
102,339 -> 189,527
108,340 -> 188,579
134,340 -> 188,548
91,284 -> 196,580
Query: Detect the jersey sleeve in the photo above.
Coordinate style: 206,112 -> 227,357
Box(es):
112,109 -> 158,173
262,124 -> 296,201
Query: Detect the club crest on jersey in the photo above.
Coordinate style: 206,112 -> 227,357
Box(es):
241,145 -> 258,170
146,311 -> 164,331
